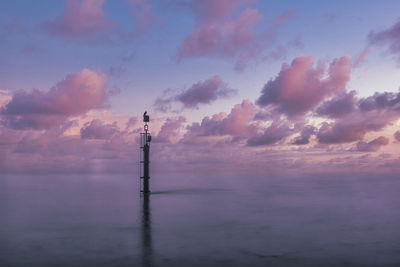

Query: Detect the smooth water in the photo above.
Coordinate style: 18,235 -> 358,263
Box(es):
1,173 -> 400,266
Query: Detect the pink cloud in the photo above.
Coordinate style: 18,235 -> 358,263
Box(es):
177,24 -> 223,58
211,99 -> 256,136
3,48 -> 400,174
154,116 -> 186,143
177,7 -> 261,59
122,0 -> 155,40
43,0 -> 110,38
234,8 -> 296,71
1,69 -> 108,130
1,97 -> 400,174
222,8 -> 262,55
183,99 -> 256,143
256,55 -> 351,118
42,0 -> 155,42
154,75 -> 236,111
356,136 -> 389,152
352,48 -> 370,68
176,1 -> 295,71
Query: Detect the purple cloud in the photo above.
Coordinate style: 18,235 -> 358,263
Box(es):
154,75 -> 236,111
316,91 -> 357,118
292,125 -> 316,145
394,131 -> 400,142
369,19 -> 400,61
247,121 -> 293,146
359,91 -> 400,111
80,119 -> 120,140
316,91 -> 400,144
317,121 -> 367,144
356,136 -> 389,152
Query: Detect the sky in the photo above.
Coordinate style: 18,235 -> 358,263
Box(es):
1,0 -> 400,175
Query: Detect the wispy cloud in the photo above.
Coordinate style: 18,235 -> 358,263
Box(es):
154,75 -> 236,111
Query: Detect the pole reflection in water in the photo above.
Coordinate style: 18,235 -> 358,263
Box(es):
141,193 -> 152,267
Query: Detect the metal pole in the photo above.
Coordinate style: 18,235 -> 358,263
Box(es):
141,188 -> 152,266
141,112 -> 151,194
143,129 -> 150,193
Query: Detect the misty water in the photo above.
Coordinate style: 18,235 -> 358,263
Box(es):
1,173 -> 400,267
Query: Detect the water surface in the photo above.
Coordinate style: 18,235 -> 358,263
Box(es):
1,173 -> 400,266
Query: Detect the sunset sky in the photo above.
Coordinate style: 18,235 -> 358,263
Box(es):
1,0 -> 400,174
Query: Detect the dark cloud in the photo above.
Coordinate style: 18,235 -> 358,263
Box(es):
356,136 -> 389,152
256,55 -> 351,118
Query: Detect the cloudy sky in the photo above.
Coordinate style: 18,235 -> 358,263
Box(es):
1,0 -> 400,174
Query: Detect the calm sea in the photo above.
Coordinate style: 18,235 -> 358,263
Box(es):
1,173 -> 400,266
